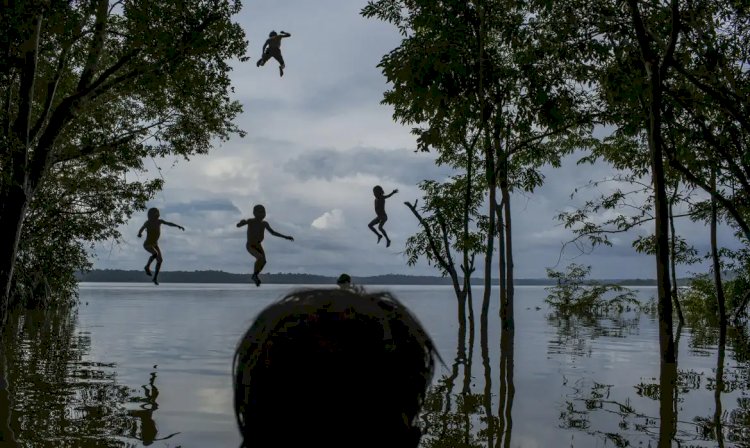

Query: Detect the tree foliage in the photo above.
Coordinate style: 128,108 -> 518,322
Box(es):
0,0 -> 248,315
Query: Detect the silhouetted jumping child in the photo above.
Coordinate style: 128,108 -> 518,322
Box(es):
137,207 -> 184,285
233,288 -> 439,447
256,30 -> 291,77
237,204 -> 294,287
368,185 -> 398,247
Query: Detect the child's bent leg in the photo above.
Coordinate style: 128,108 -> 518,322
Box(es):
246,244 -> 266,286
378,216 -> 391,247
144,244 -> 158,276
152,246 -> 163,285
368,218 -> 383,243
272,51 -> 285,76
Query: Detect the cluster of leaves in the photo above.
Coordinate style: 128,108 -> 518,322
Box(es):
681,272 -> 750,325
545,264 -> 640,315
10,159 -> 159,308
1,0 -> 248,307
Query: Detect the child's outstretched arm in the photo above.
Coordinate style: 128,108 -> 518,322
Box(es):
262,39 -> 269,52
280,31 -> 291,37
137,222 -> 147,238
265,222 -> 294,241
236,219 -> 248,228
385,189 -> 399,198
160,220 -> 185,231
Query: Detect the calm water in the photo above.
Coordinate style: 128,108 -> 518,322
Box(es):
1,283 -> 748,447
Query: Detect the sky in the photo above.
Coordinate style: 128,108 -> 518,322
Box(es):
92,0 -> 739,279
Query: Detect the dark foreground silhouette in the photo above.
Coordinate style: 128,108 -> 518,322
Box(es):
232,288 -> 438,447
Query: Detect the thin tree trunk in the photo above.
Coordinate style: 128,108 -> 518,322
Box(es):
497,197 -> 507,321
501,182 -> 514,330
669,188 -> 684,325
464,142 -> 476,355
627,0 -> 675,364
0,186 -> 31,327
711,169 -> 727,327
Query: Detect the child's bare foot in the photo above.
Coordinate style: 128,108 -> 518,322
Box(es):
144,265 -> 152,276
376,235 -> 383,244
252,274 -> 261,287
386,239 -> 391,248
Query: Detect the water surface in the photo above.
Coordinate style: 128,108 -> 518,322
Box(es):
1,283 -> 747,447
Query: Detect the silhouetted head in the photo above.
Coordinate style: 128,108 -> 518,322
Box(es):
147,207 -> 160,220
336,273 -> 351,286
373,185 -> 384,197
252,204 -> 266,220
233,288 -> 438,448
269,31 -> 277,37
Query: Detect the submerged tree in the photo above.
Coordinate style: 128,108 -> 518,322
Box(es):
0,0 -> 248,326
363,0 -> 592,333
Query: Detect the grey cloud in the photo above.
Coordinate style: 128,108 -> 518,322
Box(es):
284,147 -> 452,185
159,199 -> 241,215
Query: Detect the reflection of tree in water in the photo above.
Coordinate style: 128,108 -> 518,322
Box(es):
553,308 -> 750,447
0,307 -> 177,447
419,309 -> 514,447
547,310 -> 643,357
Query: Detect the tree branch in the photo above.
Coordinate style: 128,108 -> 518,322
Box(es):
670,62 -> 750,133
77,0 -> 110,91
12,13 -> 43,153
404,200 -> 456,284
664,152 -> 750,242
29,41 -> 73,143
659,0 -> 680,80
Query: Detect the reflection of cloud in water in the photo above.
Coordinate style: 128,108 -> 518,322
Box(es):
196,387 -> 233,415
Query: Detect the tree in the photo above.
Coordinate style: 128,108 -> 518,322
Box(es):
0,0 -> 248,325
362,0 -> 591,332
10,156 -> 159,309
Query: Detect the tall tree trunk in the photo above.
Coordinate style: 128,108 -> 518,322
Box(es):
669,189 -> 684,325
482,185 -> 496,329
711,169 -> 727,327
0,185 -> 31,327
464,143 -> 476,353
497,197 -> 507,321
627,0 -> 675,364
1,14 -> 42,328
501,182 -> 514,330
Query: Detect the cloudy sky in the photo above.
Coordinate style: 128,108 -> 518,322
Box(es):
93,0 -> 737,279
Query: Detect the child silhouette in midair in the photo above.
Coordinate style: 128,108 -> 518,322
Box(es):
138,207 -> 184,285
237,204 -> 294,287
256,30 -> 291,77
368,186 -> 398,247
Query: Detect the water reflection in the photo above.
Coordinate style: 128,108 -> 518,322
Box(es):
0,307 -> 176,447
421,304 -> 515,447
554,305 -> 750,447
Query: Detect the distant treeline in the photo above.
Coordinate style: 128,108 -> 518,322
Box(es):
76,269 -> 687,286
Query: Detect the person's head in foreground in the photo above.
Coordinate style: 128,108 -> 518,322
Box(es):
336,273 -> 352,289
233,288 -> 438,448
